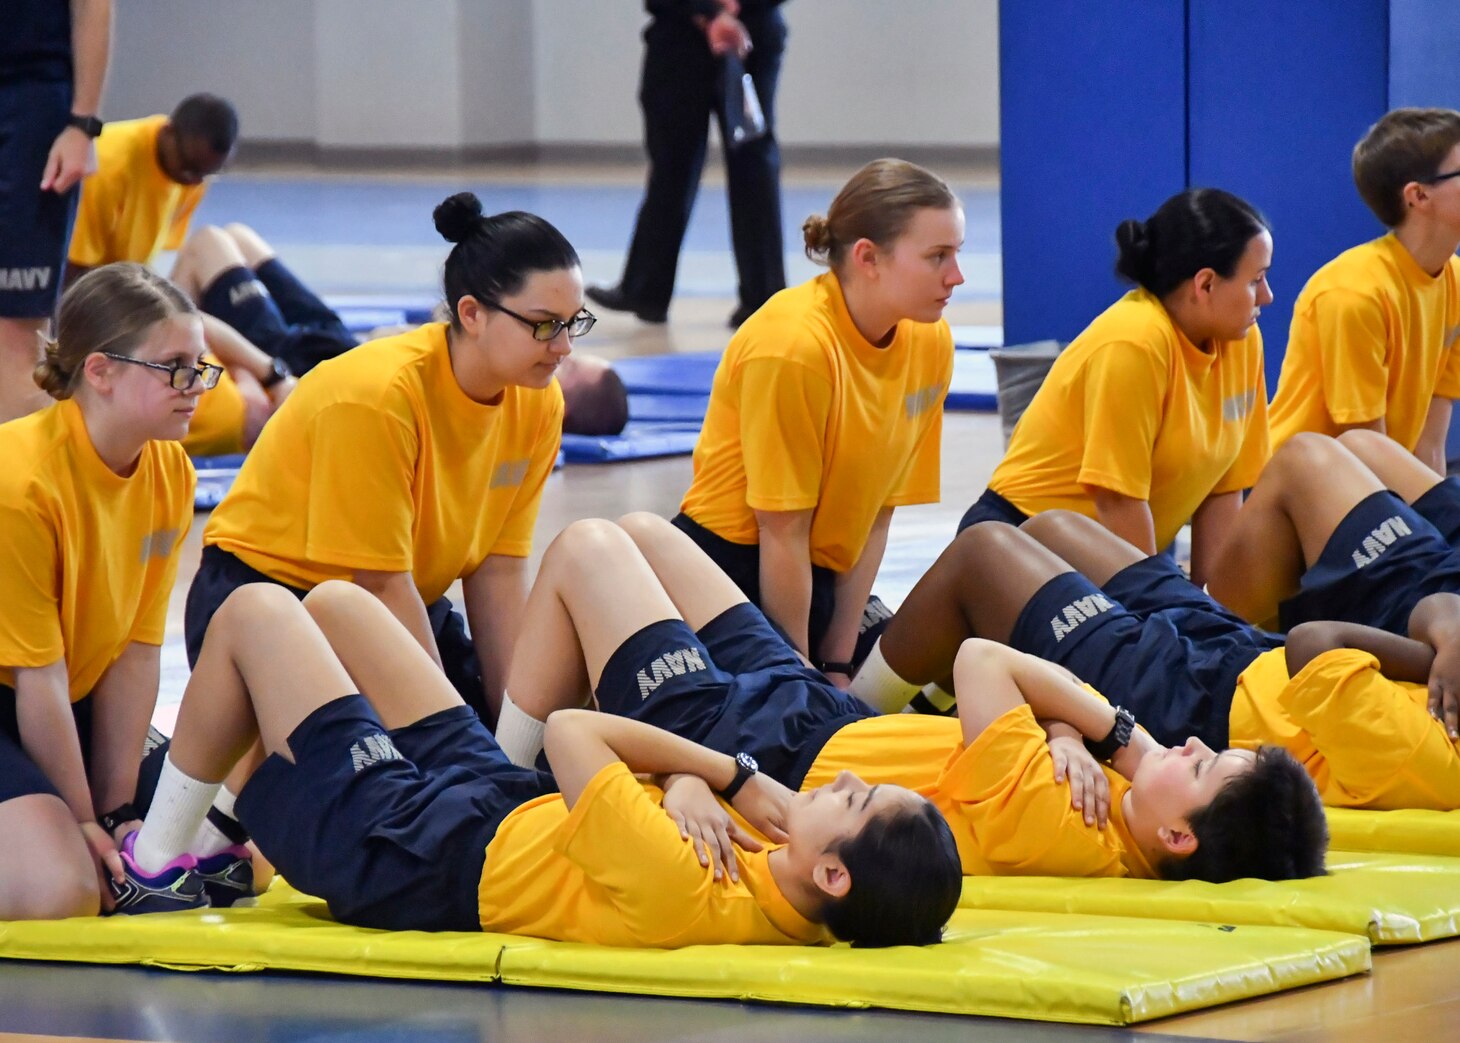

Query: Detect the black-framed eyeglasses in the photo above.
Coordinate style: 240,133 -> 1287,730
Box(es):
1424,169 -> 1460,185
488,301 -> 596,341
100,351 -> 224,390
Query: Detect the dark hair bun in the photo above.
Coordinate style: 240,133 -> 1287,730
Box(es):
1113,218 -> 1151,284
434,192 -> 485,244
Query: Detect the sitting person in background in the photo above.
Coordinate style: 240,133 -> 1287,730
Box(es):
961,188 -> 1273,587
1267,108 -> 1460,475
65,93 -> 238,284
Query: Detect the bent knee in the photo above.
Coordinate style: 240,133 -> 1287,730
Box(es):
545,517 -> 630,569
1019,509 -> 1098,546
615,511 -> 671,539
0,798 -> 100,920
1335,427 -> 1389,455
1273,431 -> 1345,474
216,582 -> 302,630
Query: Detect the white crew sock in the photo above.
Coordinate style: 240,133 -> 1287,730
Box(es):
189,786 -> 242,859
132,754 -> 221,874
848,638 -> 921,713
494,690 -> 547,767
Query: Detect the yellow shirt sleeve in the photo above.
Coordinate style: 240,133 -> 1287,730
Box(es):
0,500 -> 65,669
555,763 -> 707,946
1279,649 -> 1460,809
1076,342 -> 1166,500
940,705 -> 1126,877
1308,289 -> 1390,425
738,357 -> 833,513
67,169 -> 118,268
303,402 -> 418,573
489,391 -> 563,558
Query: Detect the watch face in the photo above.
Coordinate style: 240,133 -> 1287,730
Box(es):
737,751 -> 758,773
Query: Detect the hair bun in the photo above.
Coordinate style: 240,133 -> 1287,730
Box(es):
802,213 -> 833,263
1113,218 -> 1152,283
434,192 -> 485,244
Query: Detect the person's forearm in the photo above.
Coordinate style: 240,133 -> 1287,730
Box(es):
1002,648 -> 1118,739
821,510 -> 890,663
1087,486 -> 1158,556
353,570 -> 443,668
957,640 -> 1116,742
88,642 -> 159,813
464,556 -> 528,721
15,664 -> 95,822
1189,490 -> 1241,588
757,521 -> 813,655
1410,592 -> 1460,662
545,709 -> 737,808
70,0 -> 112,116
1285,620 -> 1434,682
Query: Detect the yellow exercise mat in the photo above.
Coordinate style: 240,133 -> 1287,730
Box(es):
959,850 -> 1460,944
1326,807 -> 1460,858
0,883 -> 1367,1026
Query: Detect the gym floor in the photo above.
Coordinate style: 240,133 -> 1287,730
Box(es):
5,158 -> 1457,1043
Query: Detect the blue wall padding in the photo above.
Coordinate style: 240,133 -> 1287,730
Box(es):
998,1 -> 1187,347
1187,0 -> 1389,393
612,352 -> 722,396
944,350 -> 999,412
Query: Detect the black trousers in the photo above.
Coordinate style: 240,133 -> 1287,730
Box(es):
619,9 -> 787,314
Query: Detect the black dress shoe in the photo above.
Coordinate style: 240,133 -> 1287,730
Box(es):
728,302 -> 757,328
587,284 -> 667,324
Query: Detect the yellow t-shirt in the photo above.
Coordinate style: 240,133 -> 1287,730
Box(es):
801,708 -> 1155,879
1229,647 -> 1460,810
1268,235 -> 1460,452
180,366 -> 245,458
679,273 -> 952,572
203,323 -> 562,598
477,763 -> 827,947
0,399 -> 194,699
68,115 -> 208,268
989,288 -> 1270,550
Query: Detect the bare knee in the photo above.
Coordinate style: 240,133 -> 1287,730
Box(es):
0,797 -> 100,920
303,579 -> 371,626
1272,431 -> 1346,479
543,518 -> 630,575
215,582 -> 304,637
615,511 -> 671,542
1335,427 -> 1392,462
950,520 -> 1023,568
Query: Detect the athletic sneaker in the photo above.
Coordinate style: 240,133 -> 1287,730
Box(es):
195,845 -> 256,908
110,832 -> 209,915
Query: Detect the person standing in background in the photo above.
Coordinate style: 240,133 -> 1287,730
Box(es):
588,0 -> 788,329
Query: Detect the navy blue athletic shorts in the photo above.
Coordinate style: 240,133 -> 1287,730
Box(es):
237,696 -> 555,932
956,487 -> 1029,533
0,685 -> 91,804
1413,477 -> 1460,552
199,258 -> 354,376
1008,560 -> 1280,750
594,603 -> 875,789
0,80 -> 76,318
1278,490 -> 1460,635
185,546 -> 487,720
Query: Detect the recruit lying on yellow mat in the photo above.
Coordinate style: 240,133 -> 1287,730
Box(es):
0,882 -> 1368,1026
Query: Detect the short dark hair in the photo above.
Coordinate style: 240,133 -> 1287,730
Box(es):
561,362 -> 629,436
432,192 -> 581,330
170,93 -> 239,155
1159,746 -> 1328,884
1114,188 -> 1269,299
821,801 -> 961,947
1353,108 -> 1460,227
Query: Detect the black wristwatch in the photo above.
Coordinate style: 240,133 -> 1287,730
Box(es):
259,356 -> 291,389
818,660 -> 856,677
1084,706 -> 1136,762
98,802 -> 139,836
718,751 -> 759,802
67,113 -> 104,138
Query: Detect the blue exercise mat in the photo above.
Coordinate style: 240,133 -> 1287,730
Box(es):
945,350 -> 998,411
628,393 -> 711,423
334,306 -> 409,333
950,324 -> 1005,350
612,351 -> 722,396
324,294 -> 439,325
191,454 -> 246,511
560,422 -> 702,463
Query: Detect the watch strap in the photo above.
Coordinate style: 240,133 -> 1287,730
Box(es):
98,802 -> 139,835
718,754 -> 757,802
66,113 -> 104,138
1084,706 -> 1136,762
